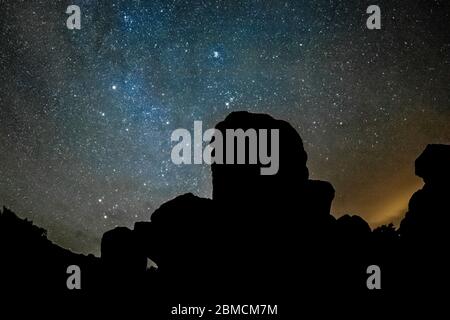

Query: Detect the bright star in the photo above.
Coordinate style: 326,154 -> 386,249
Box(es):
112,85 -> 117,90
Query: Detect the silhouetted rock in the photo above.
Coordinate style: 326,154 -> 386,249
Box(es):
304,179 -> 336,219
399,144 -> 450,243
210,112 -> 336,256
134,193 -> 216,279
0,207 -> 100,294
394,144 -> 450,294
337,214 -> 371,239
212,112 -> 308,208
415,144 -> 450,185
101,227 -> 147,287
1,113 -> 447,310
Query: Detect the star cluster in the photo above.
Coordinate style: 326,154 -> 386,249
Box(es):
1,0 -> 449,254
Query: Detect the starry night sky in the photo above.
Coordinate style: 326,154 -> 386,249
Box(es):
1,0 -> 449,255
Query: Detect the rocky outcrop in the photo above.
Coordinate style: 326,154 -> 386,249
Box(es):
1,112 -> 448,305
399,144 -> 450,243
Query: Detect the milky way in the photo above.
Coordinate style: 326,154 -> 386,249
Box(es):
1,0 -> 449,255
